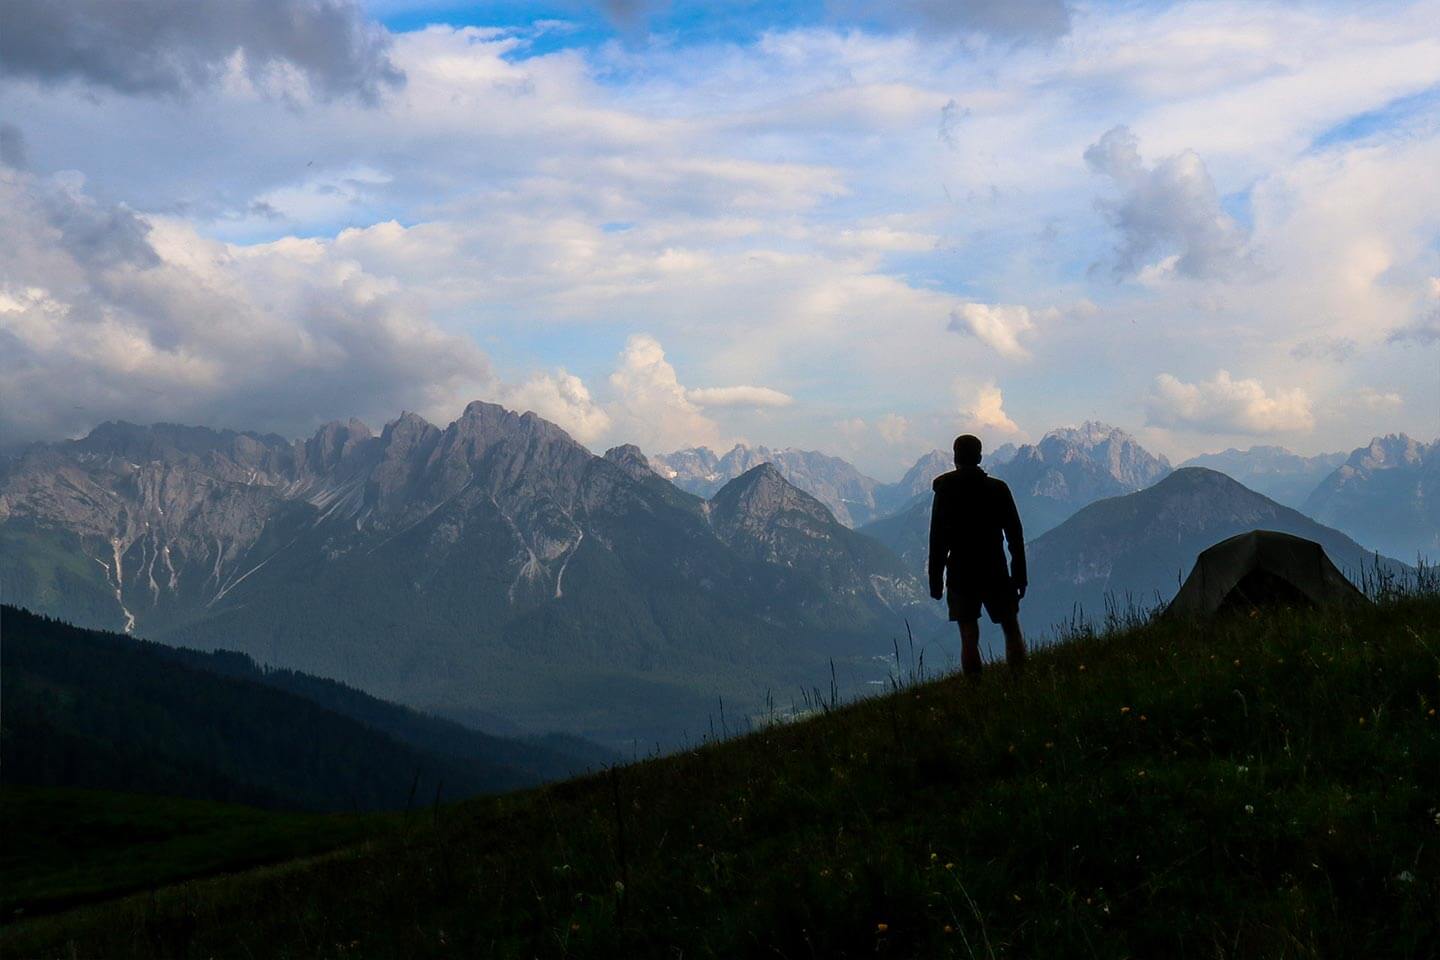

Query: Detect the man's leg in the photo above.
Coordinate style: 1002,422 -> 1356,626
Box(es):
957,620 -> 983,676
1000,615 -> 1026,673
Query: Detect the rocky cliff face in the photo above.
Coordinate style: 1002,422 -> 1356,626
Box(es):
1302,435 -> 1439,562
1178,445 -> 1345,508
0,407 -> 935,745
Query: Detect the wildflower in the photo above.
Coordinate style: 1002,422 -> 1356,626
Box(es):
943,924 -> 955,934
1079,664 -> 1087,672
1233,659 -> 1241,667
930,852 -> 939,862
1244,804 -> 1255,815
1139,714 -> 1148,722
570,922 -> 581,932
1397,871 -> 1415,883
1044,741 -> 1054,749
876,923 -> 889,934
1012,894 -> 1023,903
1429,708 -> 1436,718
820,869 -> 831,877
614,881 -> 625,894
945,862 -> 955,870
1358,717 -> 1367,726
1120,706 -> 1131,715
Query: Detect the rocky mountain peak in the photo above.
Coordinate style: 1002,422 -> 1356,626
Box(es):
603,444 -> 657,482
1352,434 -> 1428,470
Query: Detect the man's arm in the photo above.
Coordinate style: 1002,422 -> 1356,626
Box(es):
1001,483 -> 1027,598
927,481 -> 948,600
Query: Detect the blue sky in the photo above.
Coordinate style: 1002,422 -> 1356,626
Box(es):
1,0 -> 1437,476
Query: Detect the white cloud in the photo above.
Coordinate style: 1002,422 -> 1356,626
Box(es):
947,302 -> 1036,359
502,369 -> 612,443
1084,125 -> 1250,281
1351,388 -> 1403,413
0,166 -> 495,443
954,380 -> 1019,435
876,413 -> 910,444
1146,370 -> 1314,434
687,385 -> 794,409
605,334 -> 725,452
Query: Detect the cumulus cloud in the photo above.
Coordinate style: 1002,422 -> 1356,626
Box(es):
0,0 -> 403,101
954,380 -> 1019,435
1084,125 -> 1250,281
947,302 -> 1036,360
836,0 -> 1071,42
0,167 -> 490,444
1146,370 -> 1314,434
687,385 -> 794,408
606,334 -> 725,452
502,370 -> 612,444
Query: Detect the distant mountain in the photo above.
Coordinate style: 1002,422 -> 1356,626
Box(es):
0,407 -> 936,746
859,423 -> 1171,572
709,465 -> 923,618
1,607 -> 605,811
1022,468 -> 1405,633
998,422 -> 1172,537
1179,446 -> 1345,508
1302,435 -> 1439,563
650,445 -> 885,527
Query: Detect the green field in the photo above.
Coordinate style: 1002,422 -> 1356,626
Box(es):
1,788 -> 390,920
4,594 -> 1438,958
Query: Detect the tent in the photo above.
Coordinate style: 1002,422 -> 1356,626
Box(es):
1166,529 -> 1369,618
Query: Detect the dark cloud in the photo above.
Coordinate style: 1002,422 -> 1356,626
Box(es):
835,0 -> 1071,42
1388,306 -> 1440,345
0,0 -> 403,102
1085,125 -> 1250,281
1290,336 -> 1358,362
0,123 -> 27,169
0,167 -> 492,446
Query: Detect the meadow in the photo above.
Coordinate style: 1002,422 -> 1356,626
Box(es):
4,586 -> 1437,958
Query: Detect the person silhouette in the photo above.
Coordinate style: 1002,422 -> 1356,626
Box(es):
928,434 -> 1027,676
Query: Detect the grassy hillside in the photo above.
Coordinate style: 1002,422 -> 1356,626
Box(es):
5,594 -> 1438,958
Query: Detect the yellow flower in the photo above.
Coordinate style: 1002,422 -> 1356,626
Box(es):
876,923 -> 889,934
943,924 -> 955,934
1120,706 -> 1131,714
1358,717 -> 1367,726
944,862 -> 955,870
930,852 -> 939,862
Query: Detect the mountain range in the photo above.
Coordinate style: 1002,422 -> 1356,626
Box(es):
1302,434 -> 1438,563
0,406 -> 938,747
1178,446 -> 1346,508
650,442 -> 1019,528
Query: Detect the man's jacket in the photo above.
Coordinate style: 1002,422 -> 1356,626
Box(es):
927,465 -> 1026,599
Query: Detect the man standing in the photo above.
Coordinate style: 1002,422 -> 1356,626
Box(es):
928,434 -> 1027,676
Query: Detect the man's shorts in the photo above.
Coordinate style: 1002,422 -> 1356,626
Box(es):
947,582 -> 1019,624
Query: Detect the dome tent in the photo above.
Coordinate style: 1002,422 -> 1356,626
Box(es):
1166,530 -> 1369,618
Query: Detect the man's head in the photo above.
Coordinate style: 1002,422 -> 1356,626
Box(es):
953,434 -> 982,467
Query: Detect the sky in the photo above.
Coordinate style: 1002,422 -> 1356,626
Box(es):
1,0 -> 1437,478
